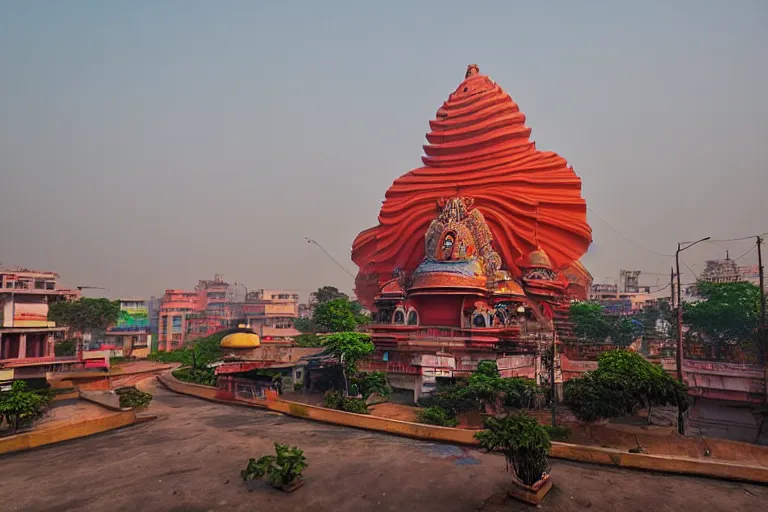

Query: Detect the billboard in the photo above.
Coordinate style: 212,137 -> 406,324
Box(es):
115,306 -> 150,331
13,302 -> 51,328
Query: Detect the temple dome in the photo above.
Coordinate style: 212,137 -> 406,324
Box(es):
220,332 -> 260,349
493,278 -> 525,297
351,64 -> 591,308
527,248 -> 552,269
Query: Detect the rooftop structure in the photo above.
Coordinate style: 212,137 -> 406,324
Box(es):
0,267 -> 83,383
350,65 -> 592,401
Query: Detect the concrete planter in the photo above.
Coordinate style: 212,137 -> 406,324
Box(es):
507,473 -> 552,505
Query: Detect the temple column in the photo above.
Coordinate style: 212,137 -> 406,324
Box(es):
46,334 -> 55,357
18,334 -> 27,358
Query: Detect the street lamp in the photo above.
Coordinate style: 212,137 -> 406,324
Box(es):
675,236 -> 709,434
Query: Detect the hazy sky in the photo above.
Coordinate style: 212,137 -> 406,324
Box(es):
1,1 -> 767,300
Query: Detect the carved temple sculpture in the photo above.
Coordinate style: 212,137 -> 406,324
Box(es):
351,65 -> 593,401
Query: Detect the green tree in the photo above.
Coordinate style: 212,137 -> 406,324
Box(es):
475,413 -> 551,487
683,281 -> 761,347
569,302 -> 613,343
48,298 -> 120,333
564,349 -> 687,424
293,317 -> 319,333
312,298 -> 361,333
322,332 -> 374,395
311,286 -> 349,305
0,381 -> 52,434
292,333 -> 323,347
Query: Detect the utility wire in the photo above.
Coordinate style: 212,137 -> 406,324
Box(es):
305,238 -> 356,278
733,245 -> 757,262
690,232 -> 768,243
588,207 -> 675,257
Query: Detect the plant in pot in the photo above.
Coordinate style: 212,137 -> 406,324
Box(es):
241,443 -> 308,492
475,413 -> 552,505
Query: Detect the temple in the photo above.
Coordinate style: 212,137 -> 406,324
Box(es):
352,65 -> 593,401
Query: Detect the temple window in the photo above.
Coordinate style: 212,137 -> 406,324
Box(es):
393,309 -> 406,325
407,310 -> 419,326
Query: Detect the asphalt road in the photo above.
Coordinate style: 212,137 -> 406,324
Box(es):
0,379 -> 765,512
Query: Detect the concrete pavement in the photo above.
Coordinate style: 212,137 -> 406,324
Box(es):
0,379 -> 765,512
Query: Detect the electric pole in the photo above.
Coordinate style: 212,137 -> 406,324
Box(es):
674,237 -> 709,436
676,245 -> 684,384
758,236 -> 766,403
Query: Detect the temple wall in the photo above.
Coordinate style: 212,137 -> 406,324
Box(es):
414,296 -> 462,327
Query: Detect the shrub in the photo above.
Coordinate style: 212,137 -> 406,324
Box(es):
293,333 -> 323,347
353,371 -> 392,399
55,339 -> 77,357
500,378 -> 539,410
0,381 -> 53,434
323,390 -> 344,409
416,406 -> 459,427
544,425 -> 571,442
341,397 -> 369,414
172,367 -> 217,387
241,443 -> 308,487
564,349 -> 689,423
475,413 -> 551,487
116,387 -> 153,409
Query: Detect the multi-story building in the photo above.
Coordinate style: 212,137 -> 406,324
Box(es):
105,298 -> 151,356
157,275 -> 239,351
242,289 -> 301,340
0,267 -> 82,384
157,289 -> 203,351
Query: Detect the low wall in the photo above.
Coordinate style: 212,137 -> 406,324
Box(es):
54,365 -> 173,392
0,409 -> 139,456
157,372 -> 268,408
268,399 -> 479,445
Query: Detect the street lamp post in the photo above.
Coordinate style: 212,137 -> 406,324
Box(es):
675,236 -> 709,435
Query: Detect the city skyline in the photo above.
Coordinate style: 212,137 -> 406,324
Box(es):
2,1 -> 767,299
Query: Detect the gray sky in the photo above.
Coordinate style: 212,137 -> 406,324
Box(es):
1,1 -> 767,300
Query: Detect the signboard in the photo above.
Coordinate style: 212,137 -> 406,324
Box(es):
13,302 -> 50,328
115,306 -> 149,331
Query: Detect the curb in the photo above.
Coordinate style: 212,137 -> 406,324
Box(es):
0,410 -> 148,457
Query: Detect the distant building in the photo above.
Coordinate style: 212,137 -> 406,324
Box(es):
157,289 -> 204,351
0,267 -> 83,385
699,257 -> 741,284
105,298 -> 151,357
241,290 -> 301,340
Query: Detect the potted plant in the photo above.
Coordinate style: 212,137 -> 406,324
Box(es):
241,443 -> 308,492
475,413 -> 553,505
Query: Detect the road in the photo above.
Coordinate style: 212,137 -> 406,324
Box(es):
0,379 -> 765,512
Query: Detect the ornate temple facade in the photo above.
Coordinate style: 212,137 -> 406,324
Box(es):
351,65 -> 593,401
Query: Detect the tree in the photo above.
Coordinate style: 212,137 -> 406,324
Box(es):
564,349 -> 687,424
569,302 -> 613,343
0,381 -> 52,434
293,317 -> 318,333
312,298 -> 361,333
322,332 -> 374,395
311,286 -> 348,305
475,413 -> 551,487
683,281 -> 761,348
48,298 -> 120,333
569,302 -> 643,347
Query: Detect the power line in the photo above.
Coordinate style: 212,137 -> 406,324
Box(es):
587,207 -> 674,257
679,259 -> 699,280
305,238 -> 356,278
733,245 -> 757,262
695,232 -> 768,243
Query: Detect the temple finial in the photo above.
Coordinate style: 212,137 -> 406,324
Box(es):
465,64 -> 480,78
